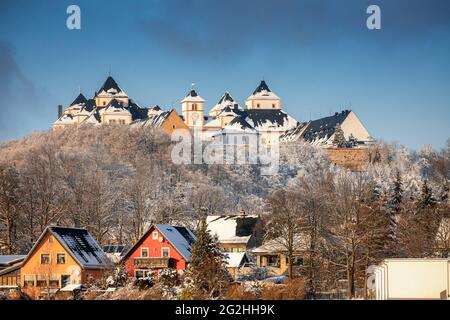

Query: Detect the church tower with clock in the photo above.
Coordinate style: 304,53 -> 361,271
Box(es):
181,87 -> 205,129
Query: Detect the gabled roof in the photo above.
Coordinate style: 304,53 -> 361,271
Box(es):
54,113 -> 76,125
210,91 -> 243,115
206,215 -> 260,245
279,121 -> 310,142
97,76 -> 126,96
121,224 -> 196,262
0,255 -> 26,268
301,110 -> 351,143
223,252 -> 248,268
244,109 -> 298,131
220,116 -> 258,134
247,80 -> 280,100
70,93 -> 88,106
22,226 -> 111,270
181,89 -> 205,103
253,80 -> 272,95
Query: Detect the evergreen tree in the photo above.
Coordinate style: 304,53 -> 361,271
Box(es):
390,171 -> 403,214
417,179 -> 437,209
183,218 -> 229,298
332,124 -> 347,148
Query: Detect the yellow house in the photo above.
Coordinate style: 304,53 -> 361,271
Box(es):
252,235 -> 306,276
20,226 -> 112,299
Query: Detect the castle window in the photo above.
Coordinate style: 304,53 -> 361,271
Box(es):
119,119 -> 125,124
103,101 -> 106,106
257,104 -> 260,108
192,103 -> 197,111
272,104 -> 276,108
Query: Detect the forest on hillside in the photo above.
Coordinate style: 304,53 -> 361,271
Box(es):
0,125 -> 448,298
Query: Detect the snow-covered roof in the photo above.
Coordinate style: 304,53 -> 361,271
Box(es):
54,114 -> 76,125
154,224 -> 196,261
0,255 -> 26,267
97,76 -> 127,97
70,93 -> 88,106
181,89 -> 205,103
60,284 -> 82,292
301,110 -> 351,144
223,252 -> 247,268
82,110 -> 101,124
244,109 -> 298,132
210,91 -> 243,115
206,215 -> 259,245
246,80 -> 280,101
122,224 -> 196,263
252,234 -> 308,254
103,99 -> 131,114
23,226 -> 112,270
218,117 -> 258,135
279,121 -> 310,142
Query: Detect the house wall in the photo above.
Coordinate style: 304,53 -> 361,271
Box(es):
95,96 -> 128,107
340,111 -> 371,142
220,243 -> 247,252
182,101 -> 204,128
375,259 -> 450,300
20,231 -> 106,299
245,98 -> 281,110
101,113 -> 132,125
20,232 -> 81,299
0,268 -> 20,287
124,226 -> 188,278
160,111 -> 189,134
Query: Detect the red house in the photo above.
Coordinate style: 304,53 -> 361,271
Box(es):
121,224 -> 195,278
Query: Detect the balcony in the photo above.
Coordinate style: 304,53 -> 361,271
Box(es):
133,257 -> 170,269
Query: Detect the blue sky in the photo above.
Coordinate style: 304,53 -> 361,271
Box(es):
0,0 -> 449,150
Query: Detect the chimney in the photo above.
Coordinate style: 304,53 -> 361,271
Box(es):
57,104 -> 63,119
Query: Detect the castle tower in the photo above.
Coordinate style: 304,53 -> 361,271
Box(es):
245,80 -> 281,110
95,76 -> 129,107
181,88 -> 205,129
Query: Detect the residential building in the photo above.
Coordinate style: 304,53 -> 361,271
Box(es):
372,258 -> 450,300
0,255 -> 26,289
19,226 -> 112,299
121,224 -> 195,279
252,235 -> 307,276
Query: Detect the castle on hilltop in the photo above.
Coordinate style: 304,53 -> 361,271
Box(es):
53,76 -> 374,147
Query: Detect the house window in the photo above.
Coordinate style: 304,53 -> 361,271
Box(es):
152,231 -> 158,240
141,247 -> 149,258
135,270 -> 152,279
49,275 -> 59,287
162,247 -> 170,258
48,236 -> 54,243
40,253 -> 50,264
61,275 -> 70,287
57,253 -> 66,264
36,275 -> 47,287
24,275 -> 35,287
267,255 -> 280,268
